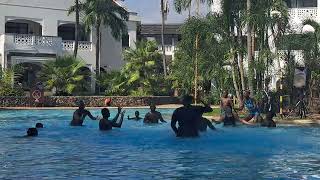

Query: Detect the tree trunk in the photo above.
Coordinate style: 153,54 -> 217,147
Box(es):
231,50 -> 242,105
194,33 -> 199,104
247,0 -> 254,94
237,20 -> 246,94
95,20 -> 101,95
160,0 -> 167,76
74,0 -> 79,58
194,0 -> 200,104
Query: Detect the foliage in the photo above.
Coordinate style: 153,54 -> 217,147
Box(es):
99,41 -> 172,96
170,15 -> 233,97
0,67 -> 24,96
69,0 -> 129,94
39,56 -> 90,96
69,0 -> 129,40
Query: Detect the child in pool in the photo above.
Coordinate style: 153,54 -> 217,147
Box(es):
128,111 -> 142,120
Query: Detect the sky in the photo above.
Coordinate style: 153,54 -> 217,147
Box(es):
124,0 -> 210,24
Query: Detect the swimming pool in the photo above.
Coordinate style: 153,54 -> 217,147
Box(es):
0,108 -> 319,180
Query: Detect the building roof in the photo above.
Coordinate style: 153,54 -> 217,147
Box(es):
140,24 -> 182,35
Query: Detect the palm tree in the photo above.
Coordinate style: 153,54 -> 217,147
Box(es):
69,0 -> 129,94
109,40 -> 167,95
39,56 -> 90,95
173,0 -> 213,103
161,0 -> 168,76
246,0 -> 254,94
68,0 -> 80,58
0,66 -> 24,96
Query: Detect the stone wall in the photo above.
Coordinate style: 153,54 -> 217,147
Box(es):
0,96 -> 180,107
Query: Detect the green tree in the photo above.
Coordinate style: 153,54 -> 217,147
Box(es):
39,56 -> 90,96
171,15 -> 232,98
0,66 -> 24,96
100,41 -> 171,96
69,0 -> 129,93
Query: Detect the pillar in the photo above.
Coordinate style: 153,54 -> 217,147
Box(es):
42,19 -> 58,36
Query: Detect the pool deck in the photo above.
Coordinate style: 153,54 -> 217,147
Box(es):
205,115 -> 320,127
1,105 -> 320,126
0,104 -> 184,110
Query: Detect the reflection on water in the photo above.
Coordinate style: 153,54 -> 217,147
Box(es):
0,109 -> 319,179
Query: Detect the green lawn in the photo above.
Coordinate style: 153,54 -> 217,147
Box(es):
204,108 -> 247,118
204,108 -> 221,116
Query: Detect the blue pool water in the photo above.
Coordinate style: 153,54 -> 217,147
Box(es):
0,108 -> 320,180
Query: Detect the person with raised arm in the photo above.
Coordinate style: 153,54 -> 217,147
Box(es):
70,100 -> 98,126
99,107 -> 125,131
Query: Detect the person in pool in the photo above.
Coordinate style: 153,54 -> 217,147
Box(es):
99,107 -> 125,131
171,95 -> 213,137
213,90 -> 250,126
128,111 -> 142,121
261,95 -> 276,128
144,104 -> 167,123
70,100 -> 98,126
36,123 -> 43,128
240,90 -> 261,123
26,128 -> 38,137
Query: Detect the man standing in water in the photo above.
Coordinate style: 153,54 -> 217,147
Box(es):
70,100 -> 97,126
171,95 -> 213,137
99,107 -> 125,131
144,104 -> 167,123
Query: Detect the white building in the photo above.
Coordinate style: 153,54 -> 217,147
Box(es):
139,24 -> 181,63
211,0 -> 319,90
0,0 -> 140,91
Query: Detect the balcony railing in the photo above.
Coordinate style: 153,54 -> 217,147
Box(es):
288,8 -> 318,21
158,45 -> 176,54
4,34 -> 92,52
62,40 -> 92,51
14,34 -> 58,47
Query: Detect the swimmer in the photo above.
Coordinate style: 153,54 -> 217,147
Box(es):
171,95 -> 213,137
36,123 -> 43,128
144,104 -> 167,123
26,128 -> 38,137
239,90 -> 261,124
70,100 -> 98,126
128,111 -> 142,121
99,107 -> 125,131
214,90 -> 250,126
261,96 -> 276,128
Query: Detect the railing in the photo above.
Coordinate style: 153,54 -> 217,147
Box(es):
158,45 -> 176,53
14,34 -> 56,47
62,40 -> 92,51
288,8 -> 318,21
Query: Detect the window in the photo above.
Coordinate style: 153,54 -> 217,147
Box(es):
285,0 -> 317,8
122,34 -> 129,47
5,22 -> 28,34
58,26 -> 75,40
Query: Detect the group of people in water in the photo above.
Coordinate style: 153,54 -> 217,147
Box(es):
26,90 -> 276,138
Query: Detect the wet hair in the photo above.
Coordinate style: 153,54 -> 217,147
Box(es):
101,108 -> 110,117
181,95 -> 193,105
135,111 -> 140,116
27,128 -> 38,137
149,103 -> 156,110
35,123 -> 43,128
78,100 -> 85,106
